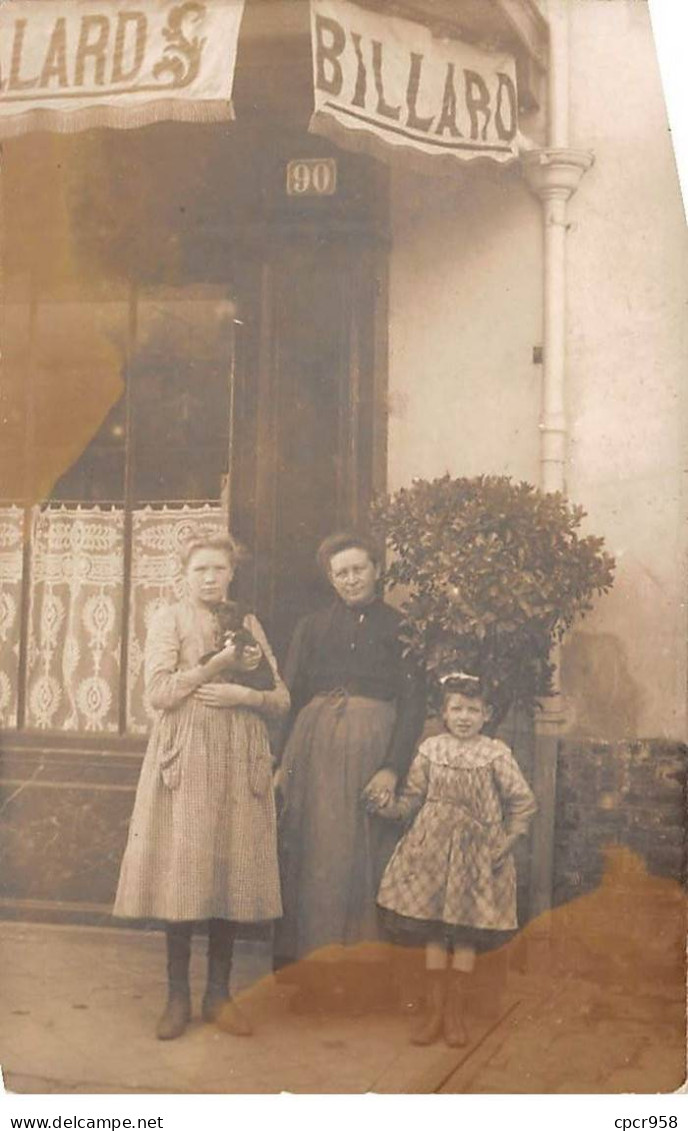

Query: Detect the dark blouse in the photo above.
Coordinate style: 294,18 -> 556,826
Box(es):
281,598 -> 426,777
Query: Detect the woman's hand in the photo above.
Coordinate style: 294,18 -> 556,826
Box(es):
201,641 -> 242,679
362,767 -> 398,813
194,683 -> 253,709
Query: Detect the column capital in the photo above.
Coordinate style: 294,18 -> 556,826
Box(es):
521,147 -> 595,202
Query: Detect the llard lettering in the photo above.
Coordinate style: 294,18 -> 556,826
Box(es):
3,11 -> 154,93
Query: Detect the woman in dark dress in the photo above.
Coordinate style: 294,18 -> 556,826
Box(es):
275,532 -> 426,991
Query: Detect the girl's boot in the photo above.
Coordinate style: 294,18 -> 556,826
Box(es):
410,970 -> 446,1046
444,971 -> 469,1048
156,922 -> 192,1041
202,919 -> 253,1037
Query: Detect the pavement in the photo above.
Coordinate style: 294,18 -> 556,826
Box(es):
1,873 -> 685,1097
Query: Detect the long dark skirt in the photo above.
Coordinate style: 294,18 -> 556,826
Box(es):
276,692 -> 399,964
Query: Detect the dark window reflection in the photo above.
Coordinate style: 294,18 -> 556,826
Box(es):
51,301 -> 233,505
51,399 -> 126,503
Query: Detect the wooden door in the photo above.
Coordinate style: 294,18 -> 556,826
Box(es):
230,232 -> 386,659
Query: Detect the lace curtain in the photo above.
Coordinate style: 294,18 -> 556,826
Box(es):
13,503 -> 227,735
25,507 -> 124,732
126,504 -> 227,733
0,506 -> 26,728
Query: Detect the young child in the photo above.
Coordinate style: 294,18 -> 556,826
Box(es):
376,672 -> 537,1048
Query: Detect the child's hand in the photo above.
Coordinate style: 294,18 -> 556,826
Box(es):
364,792 -> 399,818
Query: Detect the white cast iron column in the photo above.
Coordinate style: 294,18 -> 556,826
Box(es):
523,0 -> 594,500
523,150 -> 594,498
521,0 -> 594,921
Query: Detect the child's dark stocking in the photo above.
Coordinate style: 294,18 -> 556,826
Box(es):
391,943 -> 424,1017
410,943 -> 447,1046
156,921 -> 193,1041
444,946 -> 475,1048
203,918 -> 253,1037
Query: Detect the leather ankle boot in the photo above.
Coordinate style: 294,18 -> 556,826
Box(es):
156,985 -> 191,1041
410,970 -> 446,1046
444,971 -> 469,1048
202,919 -> 253,1037
156,922 -> 192,1041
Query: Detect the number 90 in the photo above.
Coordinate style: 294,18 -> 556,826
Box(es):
287,159 -> 337,196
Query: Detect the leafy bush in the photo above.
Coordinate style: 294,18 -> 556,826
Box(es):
372,475 -> 615,722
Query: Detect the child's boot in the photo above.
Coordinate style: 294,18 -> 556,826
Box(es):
410,970 -> 445,1045
202,918 -> 253,1037
156,923 -> 192,1041
444,971 -> 469,1048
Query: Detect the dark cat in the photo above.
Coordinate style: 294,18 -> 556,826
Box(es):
200,600 -> 275,691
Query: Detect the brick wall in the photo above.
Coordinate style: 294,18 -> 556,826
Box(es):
553,740 -> 686,907
547,740 -> 686,994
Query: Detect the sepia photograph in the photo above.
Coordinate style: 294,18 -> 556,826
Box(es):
0,0 -> 685,1102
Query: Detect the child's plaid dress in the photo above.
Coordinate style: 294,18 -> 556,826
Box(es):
377,733 -> 536,931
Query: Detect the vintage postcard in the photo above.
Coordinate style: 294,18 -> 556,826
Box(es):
0,0 -> 685,1105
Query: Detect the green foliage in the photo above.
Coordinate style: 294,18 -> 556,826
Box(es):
371,475 -> 615,721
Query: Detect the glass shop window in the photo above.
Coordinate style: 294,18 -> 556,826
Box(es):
50,290 -> 236,506
0,286 -> 236,738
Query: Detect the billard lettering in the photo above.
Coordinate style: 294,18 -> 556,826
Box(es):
312,14 -> 518,146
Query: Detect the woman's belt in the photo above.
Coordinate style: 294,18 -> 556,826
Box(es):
308,687 -> 396,717
309,682 -> 396,703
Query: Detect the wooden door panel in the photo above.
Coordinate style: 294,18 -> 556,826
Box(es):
234,237 -> 381,659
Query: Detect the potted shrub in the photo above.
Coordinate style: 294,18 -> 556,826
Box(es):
371,474 -> 615,725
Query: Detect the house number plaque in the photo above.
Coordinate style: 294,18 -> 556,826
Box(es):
286,158 -> 338,196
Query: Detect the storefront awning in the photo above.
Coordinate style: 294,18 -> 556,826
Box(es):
309,0 -> 524,165
0,0 -> 532,160
0,0 -> 246,137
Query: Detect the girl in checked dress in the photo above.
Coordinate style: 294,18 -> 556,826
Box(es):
376,672 -> 536,1048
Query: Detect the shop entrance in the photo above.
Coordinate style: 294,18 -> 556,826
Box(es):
0,35 -> 390,918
